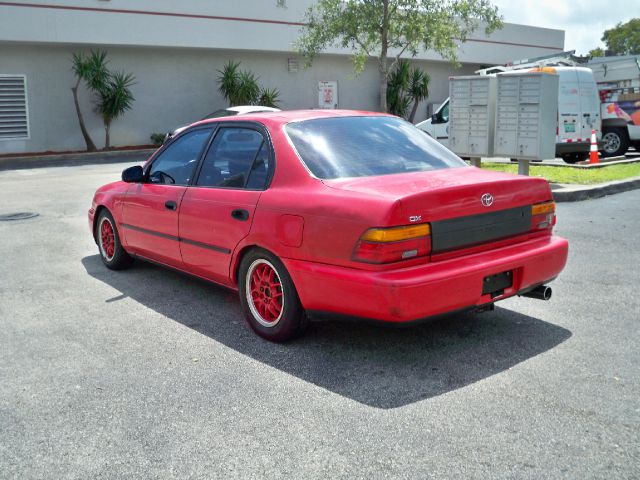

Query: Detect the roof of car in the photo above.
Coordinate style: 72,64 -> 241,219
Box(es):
193,109 -> 392,129
227,105 -> 281,114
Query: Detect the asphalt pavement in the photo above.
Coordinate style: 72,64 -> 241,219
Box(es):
0,161 -> 638,479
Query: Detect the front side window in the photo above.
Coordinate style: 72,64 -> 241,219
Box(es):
196,128 -> 270,189
285,116 -> 466,180
148,128 -> 213,185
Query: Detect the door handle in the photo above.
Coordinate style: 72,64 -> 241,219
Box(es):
231,209 -> 249,221
165,200 -> 178,211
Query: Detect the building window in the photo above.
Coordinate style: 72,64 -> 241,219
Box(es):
0,75 -> 29,140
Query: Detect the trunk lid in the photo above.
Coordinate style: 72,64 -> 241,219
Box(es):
323,166 -> 552,253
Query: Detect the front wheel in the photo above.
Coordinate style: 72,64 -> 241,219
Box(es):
96,209 -> 133,270
602,128 -> 629,158
238,249 -> 308,342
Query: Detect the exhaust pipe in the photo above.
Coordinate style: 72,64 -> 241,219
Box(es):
520,285 -> 552,301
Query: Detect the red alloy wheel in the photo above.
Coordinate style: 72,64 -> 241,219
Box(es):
100,218 -> 116,261
246,259 -> 285,327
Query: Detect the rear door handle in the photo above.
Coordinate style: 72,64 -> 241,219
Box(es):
165,200 -> 178,211
231,209 -> 249,221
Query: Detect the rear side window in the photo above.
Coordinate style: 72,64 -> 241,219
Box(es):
196,128 -> 270,189
148,128 -> 213,185
285,116 -> 466,179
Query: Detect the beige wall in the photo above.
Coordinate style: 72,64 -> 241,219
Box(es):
0,1 -> 564,65
0,0 -> 564,154
0,44 -> 479,154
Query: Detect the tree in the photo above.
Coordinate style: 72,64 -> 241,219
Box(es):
71,51 -> 109,152
601,18 -> 640,56
296,0 -> 502,112
589,47 -> 605,58
407,66 -> 430,122
259,87 -> 281,108
217,60 -> 281,107
386,60 -> 430,121
387,60 -> 412,118
96,72 -> 136,150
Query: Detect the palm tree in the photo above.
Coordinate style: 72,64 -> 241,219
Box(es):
386,60 -> 412,118
386,61 -> 430,122
96,72 -> 136,150
235,70 -> 261,105
71,51 -> 109,152
408,68 -> 430,123
217,61 -> 276,106
217,60 -> 241,106
259,87 -> 281,108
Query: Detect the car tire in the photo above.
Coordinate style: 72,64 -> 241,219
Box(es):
238,249 -> 308,342
96,209 -> 133,270
601,127 -> 629,158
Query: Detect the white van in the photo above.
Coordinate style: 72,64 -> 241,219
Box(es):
416,67 -> 602,163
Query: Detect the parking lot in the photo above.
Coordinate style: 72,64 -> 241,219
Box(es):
1,160 -> 639,479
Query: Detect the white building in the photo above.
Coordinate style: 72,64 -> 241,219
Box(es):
0,0 -> 565,154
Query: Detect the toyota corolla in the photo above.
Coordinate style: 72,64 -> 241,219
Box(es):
89,110 -> 568,341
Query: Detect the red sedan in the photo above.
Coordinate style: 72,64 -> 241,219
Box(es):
89,110 -> 568,341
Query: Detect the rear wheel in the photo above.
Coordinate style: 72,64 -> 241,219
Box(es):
97,209 -> 133,270
602,127 -> 629,157
238,249 -> 308,342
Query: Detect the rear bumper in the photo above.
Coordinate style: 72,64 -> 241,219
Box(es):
556,141 -> 603,155
283,235 -> 568,323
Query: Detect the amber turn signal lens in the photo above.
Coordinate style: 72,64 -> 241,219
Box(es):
531,201 -> 555,216
361,224 -> 431,243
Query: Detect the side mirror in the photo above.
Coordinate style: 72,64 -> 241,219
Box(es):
122,165 -> 144,183
431,113 -> 439,123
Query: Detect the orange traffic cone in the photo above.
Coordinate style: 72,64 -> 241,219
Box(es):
589,129 -> 600,164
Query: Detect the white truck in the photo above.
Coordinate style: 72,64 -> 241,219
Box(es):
588,55 -> 640,156
417,65 -> 602,164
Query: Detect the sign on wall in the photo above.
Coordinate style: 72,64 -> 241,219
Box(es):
318,81 -> 338,109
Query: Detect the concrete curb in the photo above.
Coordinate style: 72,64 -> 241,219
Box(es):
0,148 -> 156,171
552,176 -> 640,202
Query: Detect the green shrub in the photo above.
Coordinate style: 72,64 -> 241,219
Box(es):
150,132 -> 166,146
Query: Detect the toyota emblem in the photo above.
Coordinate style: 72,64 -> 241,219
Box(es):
481,193 -> 494,207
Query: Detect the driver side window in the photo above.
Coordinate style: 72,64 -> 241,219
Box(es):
148,128 -> 213,185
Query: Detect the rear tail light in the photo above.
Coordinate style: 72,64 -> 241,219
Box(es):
353,224 -> 431,264
531,201 -> 556,231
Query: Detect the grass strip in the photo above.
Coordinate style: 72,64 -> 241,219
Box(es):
481,162 -> 640,184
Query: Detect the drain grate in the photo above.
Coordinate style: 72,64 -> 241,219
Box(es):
0,212 -> 39,221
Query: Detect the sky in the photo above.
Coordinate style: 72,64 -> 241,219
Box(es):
491,0 -> 638,55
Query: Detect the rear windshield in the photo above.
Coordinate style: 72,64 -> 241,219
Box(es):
285,116 -> 467,179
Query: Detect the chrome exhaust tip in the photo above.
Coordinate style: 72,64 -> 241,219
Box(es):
520,285 -> 552,301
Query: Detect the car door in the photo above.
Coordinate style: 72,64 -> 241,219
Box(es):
178,124 -> 271,284
121,126 -> 214,267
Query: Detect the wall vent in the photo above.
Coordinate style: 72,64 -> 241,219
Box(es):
287,58 -> 299,73
0,75 -> 29,140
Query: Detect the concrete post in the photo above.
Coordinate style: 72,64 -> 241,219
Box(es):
518,158 -> 530,176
